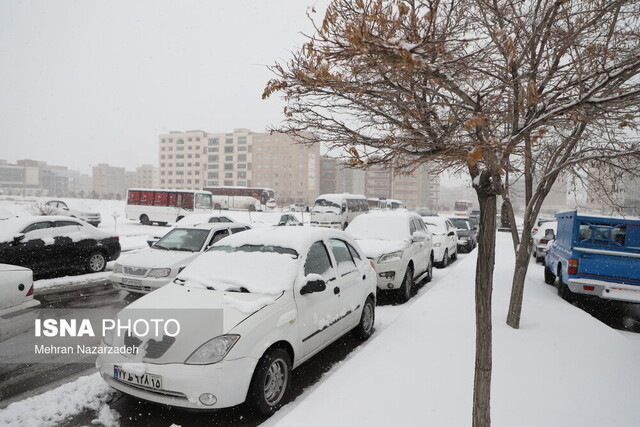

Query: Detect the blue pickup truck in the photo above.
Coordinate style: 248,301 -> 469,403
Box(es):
545,211 -> 640,302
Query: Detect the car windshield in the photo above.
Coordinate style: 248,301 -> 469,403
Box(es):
210,244 -> 299,258
154,228 -> 210,251
195,193 -> 213,209
312,199 -> 340,214
424,223 -> 445,235
449,218 -> 470,229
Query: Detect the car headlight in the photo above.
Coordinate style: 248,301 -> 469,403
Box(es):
148,268 -> 171,278
112,263 -> 122,274
185,335 -> 240,365
378,250 -> 403,263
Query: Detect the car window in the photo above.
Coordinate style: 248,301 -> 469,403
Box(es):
579,222 -> 626,246
22,221 -> 53,233
210,229 -> 231,245
54,220 -> 81,228
346,242 -> 362,261
155,228 -> 211,251
230,227 -> 249,234
59,202 -> 68,209
304,241 -> 334,277
329,239 -> 357,274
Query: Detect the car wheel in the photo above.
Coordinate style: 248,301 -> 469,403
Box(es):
398,265 -> 414,303
536,255 -> 544,263
451,247 -> 457,261
86,252 -> 106,273
352,296 -> 375,340
557,268 -> 573,302
425,254 -> 433,283
544,265 -> 556,285
248,348 -> 291,415
214,203 -> 222,210
140,214 -> 150,225
157,222 -> 168,226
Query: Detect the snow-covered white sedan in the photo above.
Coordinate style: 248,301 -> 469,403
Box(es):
0,264 -> 39,316
97,227 -> 376,415
345,210 -> 434,302
44,199 -> 102,227
422,216 -> 458,268
111,223 -> 251,294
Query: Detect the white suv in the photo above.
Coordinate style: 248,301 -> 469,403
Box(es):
346,210 -> 434,302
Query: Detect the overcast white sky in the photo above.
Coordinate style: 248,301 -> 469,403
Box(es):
0,0 -> 327,174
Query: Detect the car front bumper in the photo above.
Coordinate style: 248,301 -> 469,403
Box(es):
568,278 -> 640,303
110,273 -> 173,294
97,356 -> 258,410
372,259 -> 405,290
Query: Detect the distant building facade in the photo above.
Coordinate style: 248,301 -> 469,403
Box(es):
93,163 -> 127,199
158,129 -> 320,205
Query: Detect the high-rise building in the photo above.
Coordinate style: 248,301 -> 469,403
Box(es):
127,164 -> 158,189
364,164 -> 440,210
158,129 -> 320,205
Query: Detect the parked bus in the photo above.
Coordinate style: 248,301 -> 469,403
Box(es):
125,188 -> 213,225
203,186 -> 276,211
311,193 -> 368,230
367,197 -> 404,210
453,200 -> 474,216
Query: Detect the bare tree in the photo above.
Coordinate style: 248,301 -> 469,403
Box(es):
264,1 -> 640,425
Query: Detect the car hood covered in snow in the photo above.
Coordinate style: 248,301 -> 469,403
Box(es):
354,239 -> 408,260
110,282 -> 284,363
117,248 -> 200,269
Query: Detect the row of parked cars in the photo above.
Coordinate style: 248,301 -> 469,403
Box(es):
0,203 -> 477,416
98,209 -> 478,414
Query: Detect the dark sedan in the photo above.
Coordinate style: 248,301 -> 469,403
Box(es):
0,216 -> 120,279
448,216 -> 478,253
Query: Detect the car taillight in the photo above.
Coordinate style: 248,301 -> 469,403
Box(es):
114,236 -> 120,242
540,239 -> 549,244
26,284 -> 34,297
568,259 -> 579,275
370,260 -> 376,271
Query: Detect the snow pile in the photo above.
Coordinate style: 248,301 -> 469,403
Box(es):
267,233 -> 640,427
0,372 -> 114,427
223,295 -> 276,314
91,403 -> 120,427
34,271 -> 112,290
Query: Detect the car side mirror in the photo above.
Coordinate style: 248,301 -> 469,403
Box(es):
13,233 -> 25,244
300,277 -> 326,295
472,226 -> 478,231
448,231 -> 455,236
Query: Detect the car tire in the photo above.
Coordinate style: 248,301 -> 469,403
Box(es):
544,265 -> 556,285
140,214 -> 150,225
214,203 -> 222,210
425,254 -> 433,283
451,247 -> 457,261
352,296 -> 375,340
557,268 -> 573,302
157,222 -> 168,226
247,348 -> 291,416
398,265 -> 414,303
86,251 -> 106,273
536,255 -> 544,263
436,250 -> 448,269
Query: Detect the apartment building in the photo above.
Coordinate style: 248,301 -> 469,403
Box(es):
158,129 -> 320,205
127,164 -> 158,189
365,164 -> 441,210
92,163 -> 127,198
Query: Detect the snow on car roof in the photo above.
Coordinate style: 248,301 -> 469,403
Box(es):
175,214 -> 236,226
314,193 -> 366,204
346,210 -> 419,240
175,222 -> 251,231
0,216 -> 113,243
211,226 -> 355,253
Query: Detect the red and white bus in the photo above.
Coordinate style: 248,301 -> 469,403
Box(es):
453,200 -> 474,216
125,189 -> 213,225
203,186 -> 276,211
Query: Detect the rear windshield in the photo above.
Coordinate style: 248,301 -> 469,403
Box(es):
578,222 -> 626,246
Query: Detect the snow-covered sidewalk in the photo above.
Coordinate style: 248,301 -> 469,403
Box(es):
266,233 -> 640,427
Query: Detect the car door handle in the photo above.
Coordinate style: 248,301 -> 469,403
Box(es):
362,275 -> 366,280
334,286 -> 340,295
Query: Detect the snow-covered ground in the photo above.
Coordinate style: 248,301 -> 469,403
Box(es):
2,232 -> 639,426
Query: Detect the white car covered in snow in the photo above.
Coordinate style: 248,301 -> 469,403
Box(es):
44,199 -> 102,227
111,223 -> 251,294
0,264 -> 39,316
345,210 -> 434,302
97,227 -> 376,414
422,216 -> 458,268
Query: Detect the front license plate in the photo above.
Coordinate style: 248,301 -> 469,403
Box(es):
122,278 -> 142,286
114,365 -> 162,390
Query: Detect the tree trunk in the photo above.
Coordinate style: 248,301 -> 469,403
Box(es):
506,230 -> 533,329
472,193 -> 497,427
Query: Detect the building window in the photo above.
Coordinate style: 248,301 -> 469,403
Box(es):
208,138 -> 219,145
168,171 -> 173,175
225,172 -> 233,178
160,179 -> 165,184
208,164 -> 219,169
225,155 -> 233,161
237,163 -> 247,169
237,146 -> 247,152
208,147 -> 219,153
224,180 -> 234,186
188,138 -> 192,142
176,171 -> 184,175
176,146 -> 184,151
176,162 -> 184,167
176,154 -> 184,159
208,155 -> 219,162
238,136 -> 247,144
177,139 -> 184,144
195,162 -> 200,166
225,138 -> 233,144
161,147 -> 166,151
237,181 -> 247,186
224,164 -> 233,170
224,146 -> 234,153
208,180 -> 219,186
208,172 -> 219,179
238,154 -> 246,162
237,171 -> 246,179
